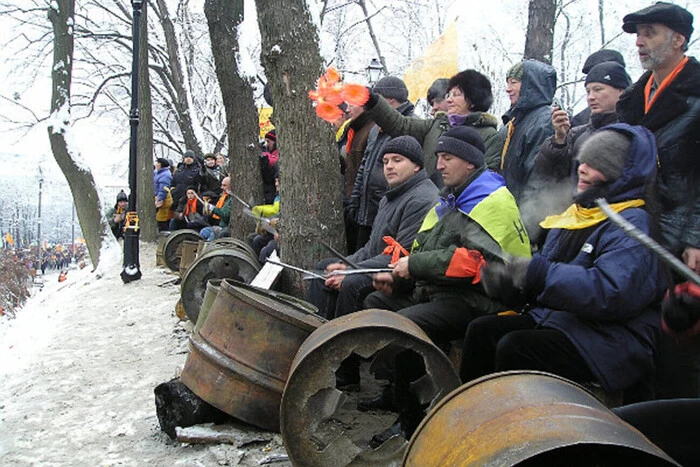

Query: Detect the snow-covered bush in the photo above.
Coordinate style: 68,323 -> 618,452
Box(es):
0,250 -> 31,317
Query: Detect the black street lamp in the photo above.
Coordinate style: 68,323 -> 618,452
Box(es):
121,0 -> 143,283
365,58 -> 384,85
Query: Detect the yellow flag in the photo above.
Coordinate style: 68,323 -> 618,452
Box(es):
403,21 -> 459,104
259,107 -> 275,139
5,232 -> 13,246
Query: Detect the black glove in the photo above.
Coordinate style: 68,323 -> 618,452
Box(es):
481,257 -> 531,306
364,88 -> 379,110
662,283 -> 700,333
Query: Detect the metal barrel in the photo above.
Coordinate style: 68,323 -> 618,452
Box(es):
180,279 -> 326,431
178,240 -> 201,276
155,231 -> 170,267
162,229 -> 202,272
403,371 -> 680,466
280,309 -> 461,467
202,237 -> 258,260
193,279 -> 222,334
179,247 -> 260,323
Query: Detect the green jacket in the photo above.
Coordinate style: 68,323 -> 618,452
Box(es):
365,96 -> 502,186
408,168 -> 531,308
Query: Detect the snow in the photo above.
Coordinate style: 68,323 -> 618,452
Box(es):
0,242 -> 289,466
236,0 -> 261,82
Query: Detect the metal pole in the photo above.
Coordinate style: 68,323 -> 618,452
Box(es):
37,168 -> 43,268
71,204 -> 75,260
121,0 -> 143,283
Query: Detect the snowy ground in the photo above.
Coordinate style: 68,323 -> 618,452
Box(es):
0,242 -> 289,467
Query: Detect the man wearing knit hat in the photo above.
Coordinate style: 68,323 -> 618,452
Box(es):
617,2 -> 700,277
306,135 -> 438,325
571,49 -> 627,126
363,127 -> 531,446
346,76 -> 415,250
498,59 -> 557,209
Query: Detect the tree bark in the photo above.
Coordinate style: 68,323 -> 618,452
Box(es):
204,0 -> 261,240
256,0 -> 345,296
47,0 -> 108,269
138,0 -> 157,242
523,0 -> 557,64
153,0 -> 203,157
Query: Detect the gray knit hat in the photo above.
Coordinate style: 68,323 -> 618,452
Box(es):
382,135 -> 424,169
577,130 -> 631,182
435,126 -> 485,167
373,76 -> 409,102
506,62 -> 524,81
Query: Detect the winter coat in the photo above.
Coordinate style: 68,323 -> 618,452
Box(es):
210,195 -> 232,228
343,113 -> 375,199
170,162 -> 201,206
525,124 -> 665,393
260,149 -> 279,204
408,167 -> 531,306
365,96 -> 501,186
200,165 -> 223,196
617,56 -> 700,257
348,170 -> 439,269
175,197 -> 207,229
153,167 -> 173,202
498,59 -> 557,205
348,100 -> 415,227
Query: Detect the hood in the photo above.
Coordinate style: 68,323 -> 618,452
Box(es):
505,59 -> 557,120
576,123 -> 657,205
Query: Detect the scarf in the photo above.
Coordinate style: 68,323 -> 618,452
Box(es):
435,170 -> 505,219
644,56 -> 689,114
184,198 -> 198,216
540,199 -> 645,230
448,113 -> 468,127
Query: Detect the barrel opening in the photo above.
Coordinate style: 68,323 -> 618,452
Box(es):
517,443 -> 679,466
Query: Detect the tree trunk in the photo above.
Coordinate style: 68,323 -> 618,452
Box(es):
523,0 -> 556,64
256,0 -> 345,296
47,0 -> 109,270
138,0 -> 157,243
204,0 -> 261,240
153,0 -> 203,157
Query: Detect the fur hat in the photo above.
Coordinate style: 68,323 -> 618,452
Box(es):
585,62 -> 632,90
373,76 -> 409,103
623,2 -> 693,42
435,126 -> 485,167
116,190 -> 128,202
447,69 -> 494,112
506,62 -> 524,82
582,49 -> 626,74
427,78 -> 449,105
156,157 -> 170,168
382,135 -> 424,169
577,130 -> 631,182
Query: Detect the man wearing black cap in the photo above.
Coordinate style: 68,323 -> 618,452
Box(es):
362,126 -> 531,445
307,135 -> 439,322
617,2 -> 700,275
570,49 -> 627,126
346,76 -> 415,250
170,150 -> 201,211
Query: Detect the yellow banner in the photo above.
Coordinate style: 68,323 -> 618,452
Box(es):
259,107 -> 275,139
403,21 -> 459,104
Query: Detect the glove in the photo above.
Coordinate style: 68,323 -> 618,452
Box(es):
662,282 -> 700,334
364,88 -> 379,109
480,256 -> 531,306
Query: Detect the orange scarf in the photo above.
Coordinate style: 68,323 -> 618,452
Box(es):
212,193 -> 228,220
644,56 -> 689,113
382,236 -> 409,263
185,198 -> 198,216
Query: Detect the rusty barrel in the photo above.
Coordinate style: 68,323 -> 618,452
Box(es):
180,279 -> 326,431
404,371 -> 680,466
280,309 -> 461,467
162,229 -> 202,272
178,240 -> 201,276
180,246 -> 260,323
202,237 -> 258,260
155,231 -> 170,267
193,279 -> 222,334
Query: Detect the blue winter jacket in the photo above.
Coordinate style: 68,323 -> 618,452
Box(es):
524,124 -> 665,393
154,167 -> 172,202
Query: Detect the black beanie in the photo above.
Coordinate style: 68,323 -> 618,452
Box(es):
435,126 -> 485,167
582,49 -> 626,74
116,190 -> 128,202
577,130 -> 631,182
382,135 -> 424,169
585,62 -> 632,90
156,157 -> 170,168
373,76 -> 409,102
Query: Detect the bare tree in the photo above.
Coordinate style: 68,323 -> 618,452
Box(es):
256,0 -> 345,295
47,0 -> 110,269
204,0 -> 261,240
524,0 -> 557,64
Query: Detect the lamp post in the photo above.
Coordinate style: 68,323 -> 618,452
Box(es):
365,58 -> 384,86
37,168 -> 43,267
121,0 -> 143,283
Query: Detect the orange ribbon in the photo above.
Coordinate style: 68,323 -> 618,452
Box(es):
382,236 -> 410,263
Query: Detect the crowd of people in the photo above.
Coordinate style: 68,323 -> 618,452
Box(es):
106,2 -> 700,462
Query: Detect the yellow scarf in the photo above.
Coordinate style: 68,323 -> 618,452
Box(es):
540,199 -> 645,230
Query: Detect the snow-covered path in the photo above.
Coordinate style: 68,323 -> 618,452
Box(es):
0,243 -> 288,466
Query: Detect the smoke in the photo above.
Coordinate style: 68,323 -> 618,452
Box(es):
519,179 -> 575,245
